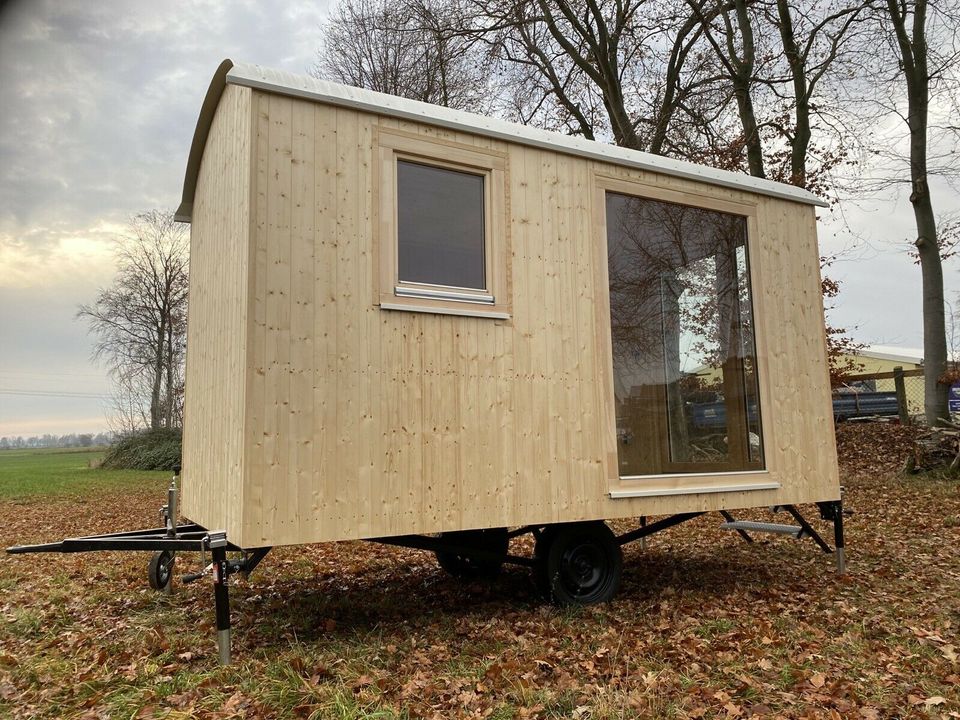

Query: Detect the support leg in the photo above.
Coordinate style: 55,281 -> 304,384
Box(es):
208,533 -> 231,665
833,500 -> 846,575
784,505 -> 832,553
162,474 -> 179,596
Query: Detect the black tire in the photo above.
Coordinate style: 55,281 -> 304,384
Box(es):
541,522 -> 622,605
435,528 -> 509,580
148,550 -> 175,591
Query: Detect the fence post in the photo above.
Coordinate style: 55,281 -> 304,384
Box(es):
893,366 -> 910,424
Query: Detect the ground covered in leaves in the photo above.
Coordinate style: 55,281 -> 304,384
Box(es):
1,430 -> 958,719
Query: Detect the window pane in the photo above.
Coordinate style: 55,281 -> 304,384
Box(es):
397,160 -> 485,289
605,192 -> 763,475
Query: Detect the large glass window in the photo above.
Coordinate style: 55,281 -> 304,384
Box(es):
397,160 -> 486,290
605,192 -> 763,476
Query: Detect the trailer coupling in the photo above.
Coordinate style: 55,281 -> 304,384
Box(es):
6,473 -> 271,666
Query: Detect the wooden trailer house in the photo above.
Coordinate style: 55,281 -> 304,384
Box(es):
172,59 -> 843,601
7,59 -> 848,666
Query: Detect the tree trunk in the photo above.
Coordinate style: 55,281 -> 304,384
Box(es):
731,0 -> 765,178
886,0 -> 949,425
914,181 -> 949,424
150,319 -> 165,431
775,0 -> 810,186
165,319 -> 175,428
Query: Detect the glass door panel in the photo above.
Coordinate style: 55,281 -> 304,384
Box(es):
605,192 -> 763,476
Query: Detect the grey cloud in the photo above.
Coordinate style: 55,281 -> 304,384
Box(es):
1,0 -> 331,234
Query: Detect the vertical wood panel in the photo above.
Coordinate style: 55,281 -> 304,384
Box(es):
263,94 -> 293,542
356,114 -> 378,537
334,107 -> 361,536
181,85 -> 252,539
290,99 -> 315,540
311,102 -> 339,540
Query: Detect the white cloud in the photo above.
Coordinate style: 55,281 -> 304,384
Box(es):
0,221 -> 122,289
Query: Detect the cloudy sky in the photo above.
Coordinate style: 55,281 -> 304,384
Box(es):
0,0 -> 332,437
0,0 -> 956,437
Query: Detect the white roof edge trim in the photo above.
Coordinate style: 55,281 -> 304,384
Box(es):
226,62 -> 828,208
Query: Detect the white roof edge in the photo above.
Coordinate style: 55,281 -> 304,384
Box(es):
226,62 -> 828,209
859,349 -> 923,365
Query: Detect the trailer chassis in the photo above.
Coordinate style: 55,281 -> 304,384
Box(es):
6,471 -> 847,665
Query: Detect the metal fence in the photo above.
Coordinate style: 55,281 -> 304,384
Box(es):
833,367 -> 926,423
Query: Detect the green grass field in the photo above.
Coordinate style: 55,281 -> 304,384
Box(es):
0,447 -> 167,499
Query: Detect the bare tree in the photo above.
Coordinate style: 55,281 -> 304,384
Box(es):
105,373 -> 152,435
78,211 -> 189,432
873,0 -> 959,425
684,0 -> 769,175
314,0 -> 495,111
682,0 -> 873,193
765,0 -> 871,188
464,0 -> 742,160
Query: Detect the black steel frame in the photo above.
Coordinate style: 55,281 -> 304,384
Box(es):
372,533 -> 538,567
7,522 -> 271,666
6,523 -> 225,554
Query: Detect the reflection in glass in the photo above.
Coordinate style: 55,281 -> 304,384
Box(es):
605,193 -> 763,476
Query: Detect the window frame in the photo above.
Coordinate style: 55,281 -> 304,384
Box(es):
592,173 -> 772,487
376,128 -> 510,319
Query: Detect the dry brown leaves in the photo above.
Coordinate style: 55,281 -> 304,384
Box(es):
1,426 -> 958,719
834,422 -> 923,476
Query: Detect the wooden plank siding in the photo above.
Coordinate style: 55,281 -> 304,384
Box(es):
183,88 -> 839,548
181,84 -> 253,535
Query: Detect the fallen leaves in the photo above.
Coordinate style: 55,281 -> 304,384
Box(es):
1,425 -> 959,718
834,422 -> 922,475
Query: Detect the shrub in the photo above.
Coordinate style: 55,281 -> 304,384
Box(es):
101,428 -> 182,471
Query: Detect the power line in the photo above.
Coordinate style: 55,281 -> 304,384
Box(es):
0,389 -> 112,399
0,370 -> 107,379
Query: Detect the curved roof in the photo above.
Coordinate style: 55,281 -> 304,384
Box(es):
175,59 -> 827,222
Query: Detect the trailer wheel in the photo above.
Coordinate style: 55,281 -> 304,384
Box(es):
435,528 -> 509,579
541,522 -> 622,605
148,550 -> 175,590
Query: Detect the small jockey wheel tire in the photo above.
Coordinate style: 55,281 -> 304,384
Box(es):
541,521 -> 622,606
148,549 -> 175,591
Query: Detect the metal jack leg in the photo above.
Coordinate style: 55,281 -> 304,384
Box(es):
833,499 -> 846,575
161,472 -> 180,596
208,532 -> 232,665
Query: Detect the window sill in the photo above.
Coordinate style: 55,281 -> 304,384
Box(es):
609,472 -> 778,498
380,301 -> 510,320
395,285 -> 494,304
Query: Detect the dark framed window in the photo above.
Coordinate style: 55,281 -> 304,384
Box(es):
397,160 -> 486,290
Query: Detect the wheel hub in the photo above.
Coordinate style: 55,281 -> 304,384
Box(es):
562,543 -> 605,594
